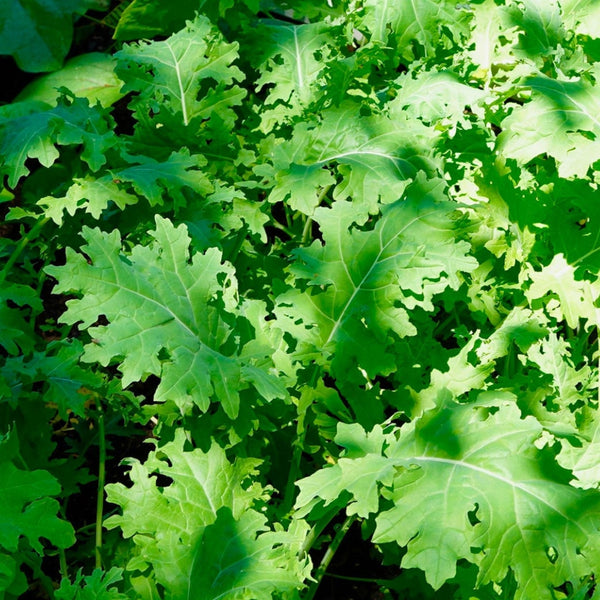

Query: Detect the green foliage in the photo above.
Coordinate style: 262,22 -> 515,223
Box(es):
3,1 -> 600,599
0,0 -> 92,72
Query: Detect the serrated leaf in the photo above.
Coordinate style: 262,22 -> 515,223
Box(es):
189,507 -> 310,600
525,254 -> 600,329
0,434 -> 74,554
0,95 -> 117,187
296,402 -> 600,600
116,149 -> 212,207
115,15 -> 245,127
55,568 -> 129,600
498,74 -> 600,178
252,20 -> 337,126
46,216 -> 283,418
16,53 -> 124,107
266,103 -> 439,216
357,0 -> 472,60
275,178 -> 477,377
105,430 -> 266,597
388,70 -> 485,125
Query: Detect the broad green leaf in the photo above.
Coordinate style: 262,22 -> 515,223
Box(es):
46,216 -> 284,418
558,405 -> 600,489
356,0 -> 472,60
38,177 -> 139,225
460,0 -> 519,86
39,150 -> 212,223
275,178 -> 477,377
388,70 -> 485,125
189,507 -> 310,600
55,568 -> 129,600
5,340 -> 103,418
0,434 -> 74,554
252,21 -> 337,127
525,254 -> 600,329
526,333 -> 594,413
0,95 -> 117,187
509,0 -> 564,58
115,15 -> 245,128
16,53 -> 124,107
105,430 -> 266,598
376,401 -> 600,599
561,0 -> 600,38
116,150 -> 212,207
498,73 -> 600,178
297,402 -> 600,600
266,103 -> 439,216
113,0 -> 260,41
0,0 -> 89,72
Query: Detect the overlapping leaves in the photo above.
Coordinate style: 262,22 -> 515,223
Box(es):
296,401 -> 600,600
45,216 -> 285,418
276,178 -> 477,376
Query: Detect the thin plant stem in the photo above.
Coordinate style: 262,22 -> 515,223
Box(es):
324,572 -> 388,584
300,503 -> 341,557
301,216 -> 313,245
0,217 -> 50,285
95,405 -> 106,570
301,185 -> 332,245
303,513 -> 357,600
59,548 -> 68,580
281,367 -> 322,514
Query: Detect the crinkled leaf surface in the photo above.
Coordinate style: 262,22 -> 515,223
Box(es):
357,0 -> 472,60
525,254 -> 600,329
266,104 -> 439,216
16,53 -> 124,107
252,20 -> 336,126
55,568 -> 129,600
0,434 -> 74,554
0,96 -> 116,187
275,179 -> 477,376
499,74 -> 600,178
105,430 -> 267,598
46,216 -> 283,417
296,402 -> 600,600
115,14 -> 245,127
189,507 -> 310,600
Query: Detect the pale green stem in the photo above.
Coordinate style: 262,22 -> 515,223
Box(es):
95,407 -> 106,570
303,513 -> 357,600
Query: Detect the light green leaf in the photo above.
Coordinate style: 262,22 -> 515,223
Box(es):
115,14 -> 245,127
296,402 -> 600,600
46,216 -> 283,418
357,0 -> 472,60
105,430 -> 266,598
116,150 -> 213,207
16,53 -> 124,107
388,70 -> 485,125
275,178 -> 477,377
189,508 -> 310,600
0,435 -> 74,554
525,254 -> 600,329
0,95 -> 117,187
253,21 -> 337,126
377,401 -> 600,599
267,103 -> 439,216
498,73 -> 600,178
55,568 -> 129,600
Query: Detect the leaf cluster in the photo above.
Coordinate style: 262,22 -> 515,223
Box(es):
3,1 -> 600,599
